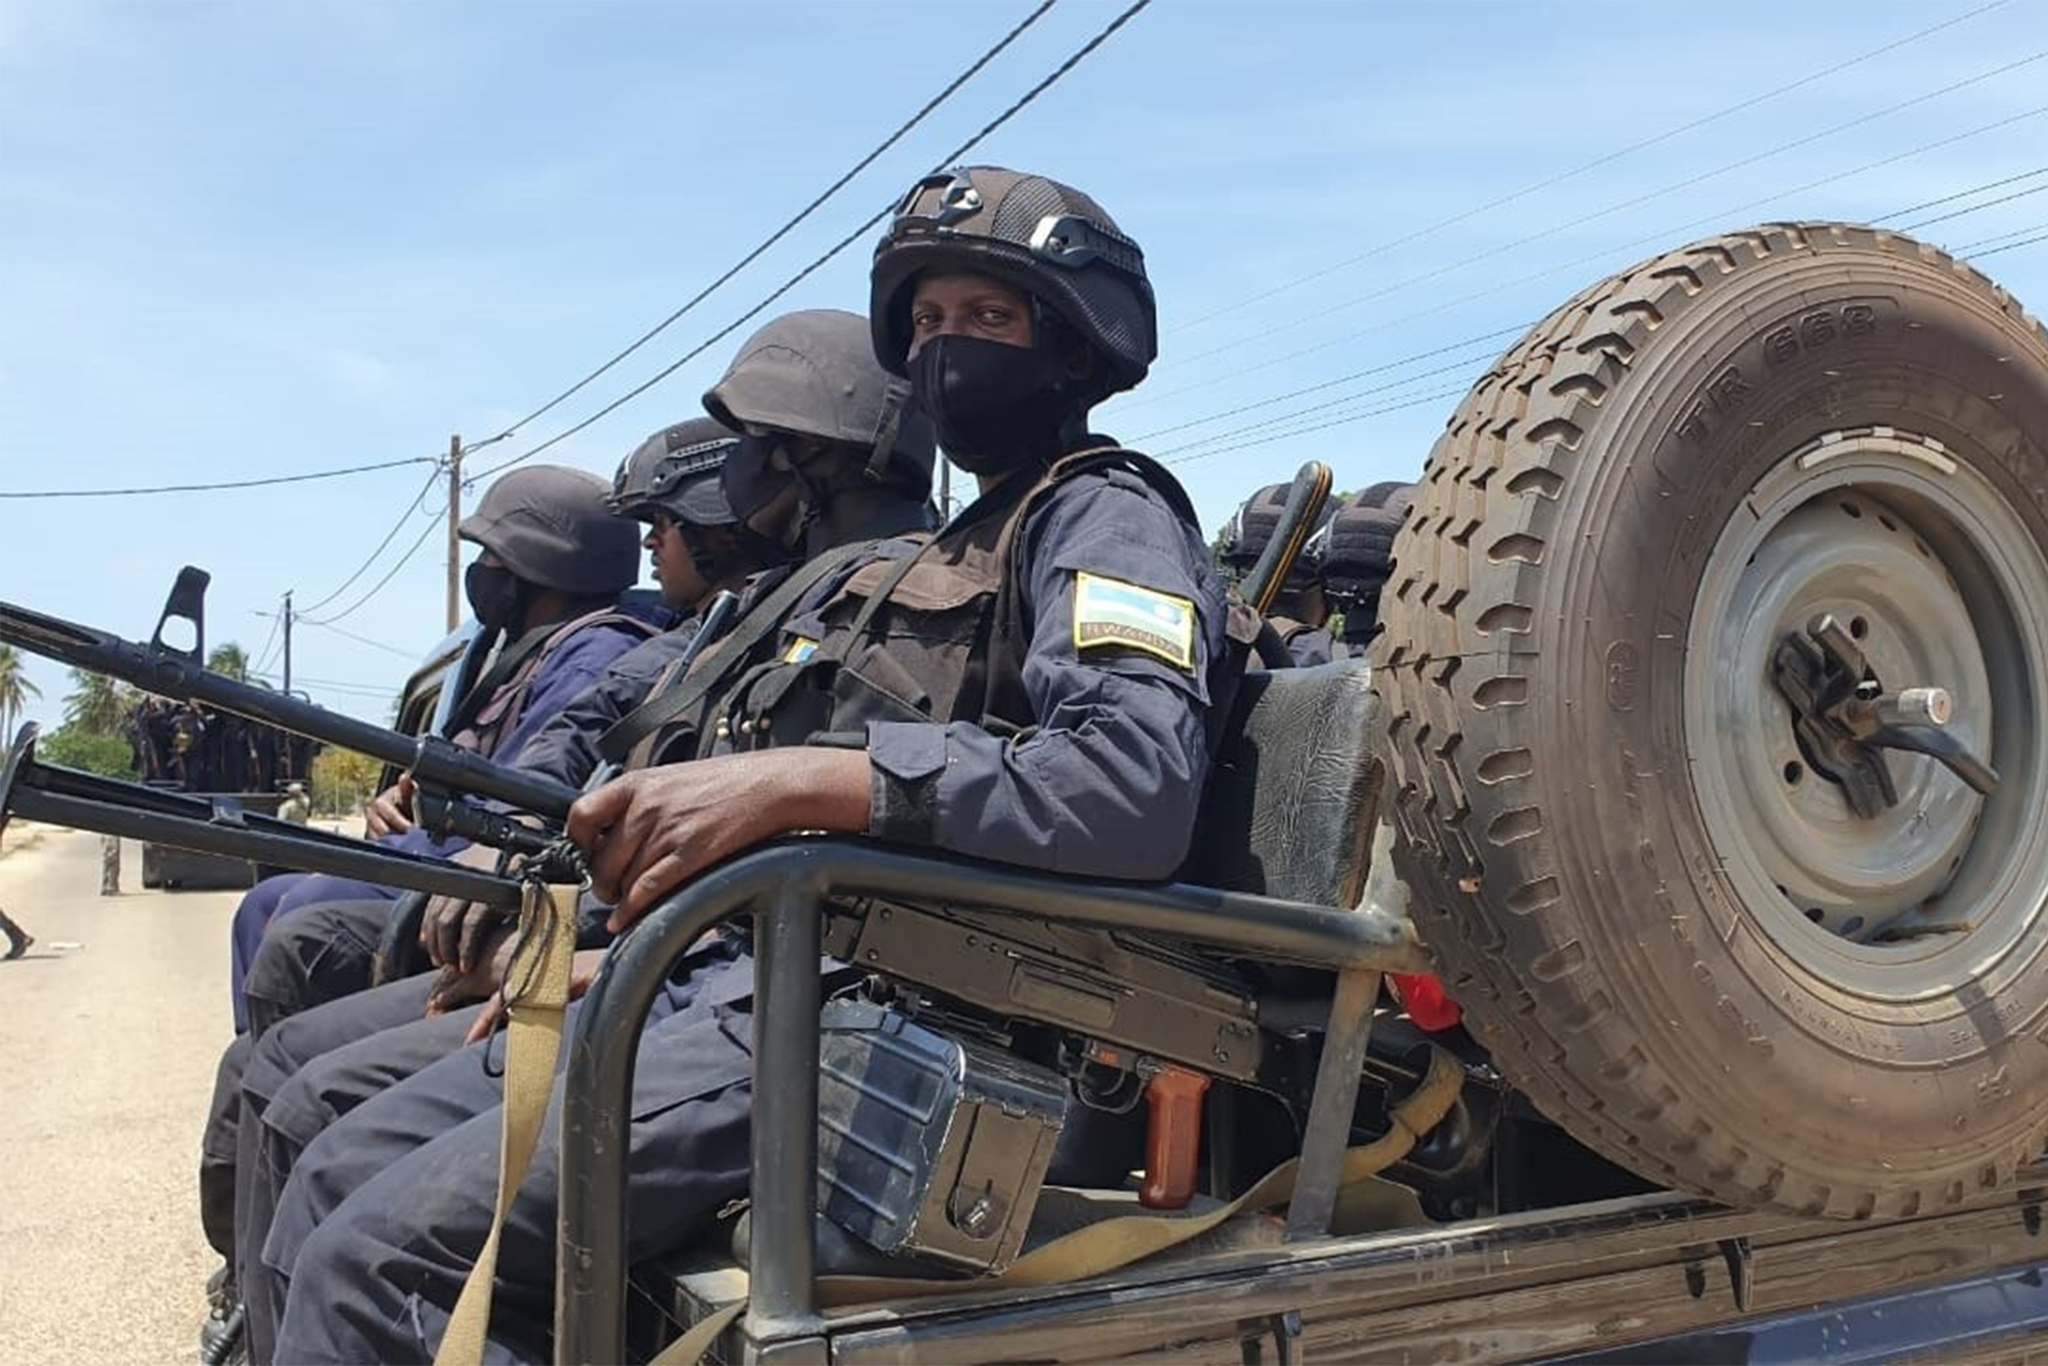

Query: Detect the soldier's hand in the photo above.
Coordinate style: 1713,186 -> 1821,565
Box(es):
363,775 -> 417,839
566,750 -> 873,930
422,923 -> 518,1017
462,947 -> 609,1045
420,894 -> 509,973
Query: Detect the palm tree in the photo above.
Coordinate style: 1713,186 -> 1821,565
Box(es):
207,642 -> 250,682
63,669 -> 132,737
0,644 -> 40,748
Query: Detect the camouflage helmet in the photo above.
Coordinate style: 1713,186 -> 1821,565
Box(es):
869,166 -> 1156,404
704,308 -> 937,516
609,418 -> 740,527
1217,483 -> 1343,587
458,465 -> 641,597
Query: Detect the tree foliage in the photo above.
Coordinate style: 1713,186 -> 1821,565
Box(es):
39,725 -> 138,779
311,746 -> 383,817
207,642 -> 250,682
62,668 -> 136,737
0,644 -> 41,749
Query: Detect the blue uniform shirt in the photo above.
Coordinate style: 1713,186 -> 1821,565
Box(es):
860,460 -> 1227,883
509,620 -> 702,791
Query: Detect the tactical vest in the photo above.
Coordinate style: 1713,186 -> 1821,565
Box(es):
446,606 -> 661,761
623,448 -> 1249,770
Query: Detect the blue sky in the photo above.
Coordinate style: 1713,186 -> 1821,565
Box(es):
3,0 -> 2045,731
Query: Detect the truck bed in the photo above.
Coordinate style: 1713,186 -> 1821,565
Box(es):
650,1161 -> 2048,1364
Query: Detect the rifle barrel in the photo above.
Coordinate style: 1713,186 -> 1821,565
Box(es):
0,597 -> 577,820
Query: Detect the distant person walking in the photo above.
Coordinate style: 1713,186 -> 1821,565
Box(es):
278,783 -> 311,826
1,905 -> 31,960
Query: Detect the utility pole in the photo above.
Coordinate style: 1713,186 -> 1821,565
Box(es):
281,591 -> 294,694
446,434 -> 463,633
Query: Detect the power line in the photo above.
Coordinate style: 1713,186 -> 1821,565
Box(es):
1127,321 -> 1533,446
1152,47 -> 2048,385
1971,229 -> 2048,258
0,456 -> 434,500
1125,110 -> 2048,428
304,503 -> 447,627
1153,353 -> 1501,461
1876,164 -> 2048,222
300,618 -> 424,661
1898,178 -> 2048,233
1162,384 -> 1479,468
460,1 -> 1059,458
1132,162 -> 2048,465
1954,218 -> 2048,253
249,669 -> 395,700
296,466 -> 445,618
465,0 -> 1156,488
1164,1 -> 2010,338
248,605 -> 286,678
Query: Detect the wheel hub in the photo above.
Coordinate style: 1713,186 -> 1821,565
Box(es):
1769,612 -> 1998,821
1683,427 -> 2048,981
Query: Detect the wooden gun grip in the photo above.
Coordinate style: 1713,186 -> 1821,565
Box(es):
1139,1066 -> 1211,1210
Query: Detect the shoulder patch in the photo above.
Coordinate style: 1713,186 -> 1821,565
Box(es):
1072,571 -> 1196,671
783,637 -> 819,664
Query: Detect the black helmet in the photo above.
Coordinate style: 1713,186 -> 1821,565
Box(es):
1217,484 -> 1342,588
870,166 -> 1156,404
704,308 -> 937,518
610,418 -> 740,527
1309,480 -> 1415,605
459,465 -> 641,597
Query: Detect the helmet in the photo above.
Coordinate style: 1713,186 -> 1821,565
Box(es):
458,465 -> 641,597
1309,481 -> 1415,602
1218,484 -> 1342,587
610,418 -> 740,527
704,309 -> 936,516
870,166 -> 1156,404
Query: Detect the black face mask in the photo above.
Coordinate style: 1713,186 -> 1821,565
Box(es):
464,561 -> 525,634
909,333 -> 1072,476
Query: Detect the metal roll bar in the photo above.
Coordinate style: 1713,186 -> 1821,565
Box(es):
556,836 -> 1428,1364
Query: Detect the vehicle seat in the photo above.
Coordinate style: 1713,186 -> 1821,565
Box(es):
1182,658 -> 1386,910
701,662 -> 1391,1287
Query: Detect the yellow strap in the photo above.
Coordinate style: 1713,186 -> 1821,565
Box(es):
653,1046 -> 1465,1365
435,880 -> 577,1366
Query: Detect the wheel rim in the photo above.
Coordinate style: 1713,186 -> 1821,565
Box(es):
1686,429 -> 2048,997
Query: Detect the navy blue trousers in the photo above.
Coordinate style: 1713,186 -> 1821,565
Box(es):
229,874 -> 396,1032
260,940 -> 751,1364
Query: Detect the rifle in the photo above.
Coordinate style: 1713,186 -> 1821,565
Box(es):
0,567 -> 585,900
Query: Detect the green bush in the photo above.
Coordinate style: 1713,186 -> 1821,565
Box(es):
39,725 -> 139,779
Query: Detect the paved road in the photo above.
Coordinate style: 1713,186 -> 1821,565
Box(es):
0,826 -> 238,1365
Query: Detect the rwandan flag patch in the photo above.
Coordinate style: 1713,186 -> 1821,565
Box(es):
783,637 -> 820,664
1072,571 -> 1196,671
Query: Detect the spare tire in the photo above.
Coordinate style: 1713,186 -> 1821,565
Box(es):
1376,222 -> 2048,1219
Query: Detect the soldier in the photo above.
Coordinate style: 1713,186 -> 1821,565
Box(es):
195,464 -> 658,1351
1305,480 -> 1414,657
1216,482 -> 1343,666
262,164 -> 1236,1365
223,464 -> 661,1035
228,321 -> 938,1361
0,905 -> 30,961
277,782 -> 310,826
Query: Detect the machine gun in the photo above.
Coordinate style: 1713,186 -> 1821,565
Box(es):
0,566 -> 586,900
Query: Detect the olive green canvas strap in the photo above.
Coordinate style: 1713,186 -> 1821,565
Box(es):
434,878 -> 578,1366
653,1047 -> 1464,1364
